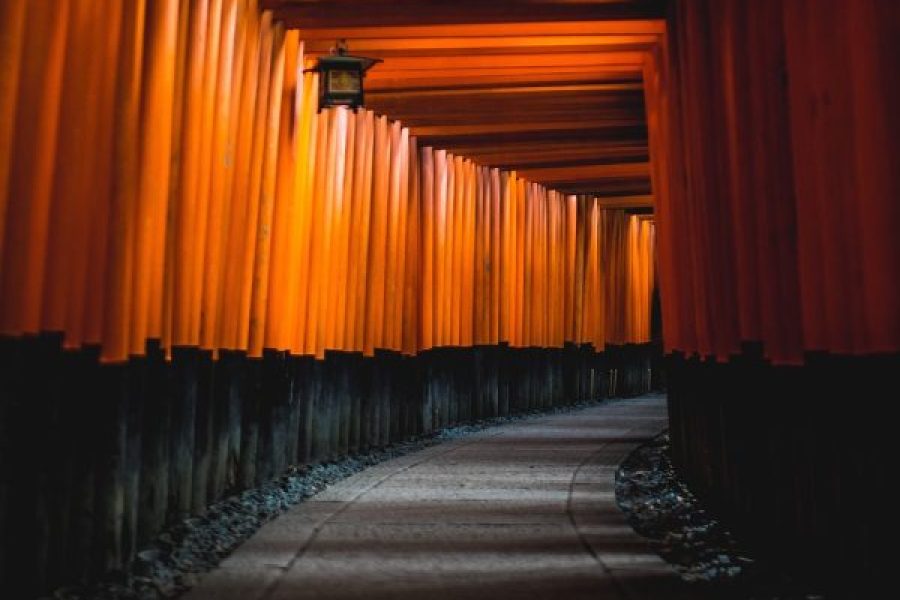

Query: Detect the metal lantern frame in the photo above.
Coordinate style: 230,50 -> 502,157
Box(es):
308,42 -> 382,111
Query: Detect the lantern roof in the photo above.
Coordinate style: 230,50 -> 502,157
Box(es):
314,41 -> 382,73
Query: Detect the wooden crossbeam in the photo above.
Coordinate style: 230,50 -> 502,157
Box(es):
265,3 -> 668,29
274,2 -> 664,202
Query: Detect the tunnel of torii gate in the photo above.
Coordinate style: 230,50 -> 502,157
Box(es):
0,0 -> 897,598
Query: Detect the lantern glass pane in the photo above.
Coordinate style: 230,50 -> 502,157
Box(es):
328,69 -> 361,93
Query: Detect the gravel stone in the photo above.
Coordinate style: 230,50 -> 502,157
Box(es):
615,432 -> 828,600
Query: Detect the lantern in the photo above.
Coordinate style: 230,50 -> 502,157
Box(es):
309,40 -> 382,111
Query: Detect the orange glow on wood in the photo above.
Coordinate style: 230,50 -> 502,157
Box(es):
402,135 -> 420,355
84,0 -> 123,348
364,114 -> 390,355
102,0 -> 145,361
248,20 -> 284,358
0,1 -> 658,362
217,0 -> 258,351
43,0 -> 101,347
0,0 -> 26,288
335,107 -> 355,350
0,0 -> 70,337
292,21 -> 666,42
434,150 -> 449,346
351,113 -> 369,351
292,69 -> 318,354
266,29 -> 300,352
384,121 -> 404,349
419,147 -> 435,350
237,9 -> 273,353
449,155 -> 462,346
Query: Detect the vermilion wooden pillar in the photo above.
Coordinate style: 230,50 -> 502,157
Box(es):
653,1 -> 899,595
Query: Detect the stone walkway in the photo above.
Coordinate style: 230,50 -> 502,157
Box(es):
185,394 -> 699,600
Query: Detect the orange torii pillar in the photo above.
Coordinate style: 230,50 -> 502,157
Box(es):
646,1 -> 899,595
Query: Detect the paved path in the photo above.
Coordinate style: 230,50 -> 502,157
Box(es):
186,394 -> 697,600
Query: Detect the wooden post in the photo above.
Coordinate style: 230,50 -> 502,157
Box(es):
168,347 -> 197,519
0,339 -> 15,591
93,362 -> 129,575
348,353 -> 363,455
138,342 -> 171,545
192,350 -> 215,514
209,352 -> 230,504
121,353 -> 146,568
284,355 -> 302,468
296,357 -> 316,465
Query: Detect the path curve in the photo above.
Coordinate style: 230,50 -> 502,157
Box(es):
185,394 -> 697,600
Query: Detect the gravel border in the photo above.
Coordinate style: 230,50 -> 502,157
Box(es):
615,432 -> 828,600
45,398 -> 614,600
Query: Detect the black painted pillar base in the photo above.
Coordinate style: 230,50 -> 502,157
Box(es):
667,349 -> 897,599
0,338 -> 661,598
